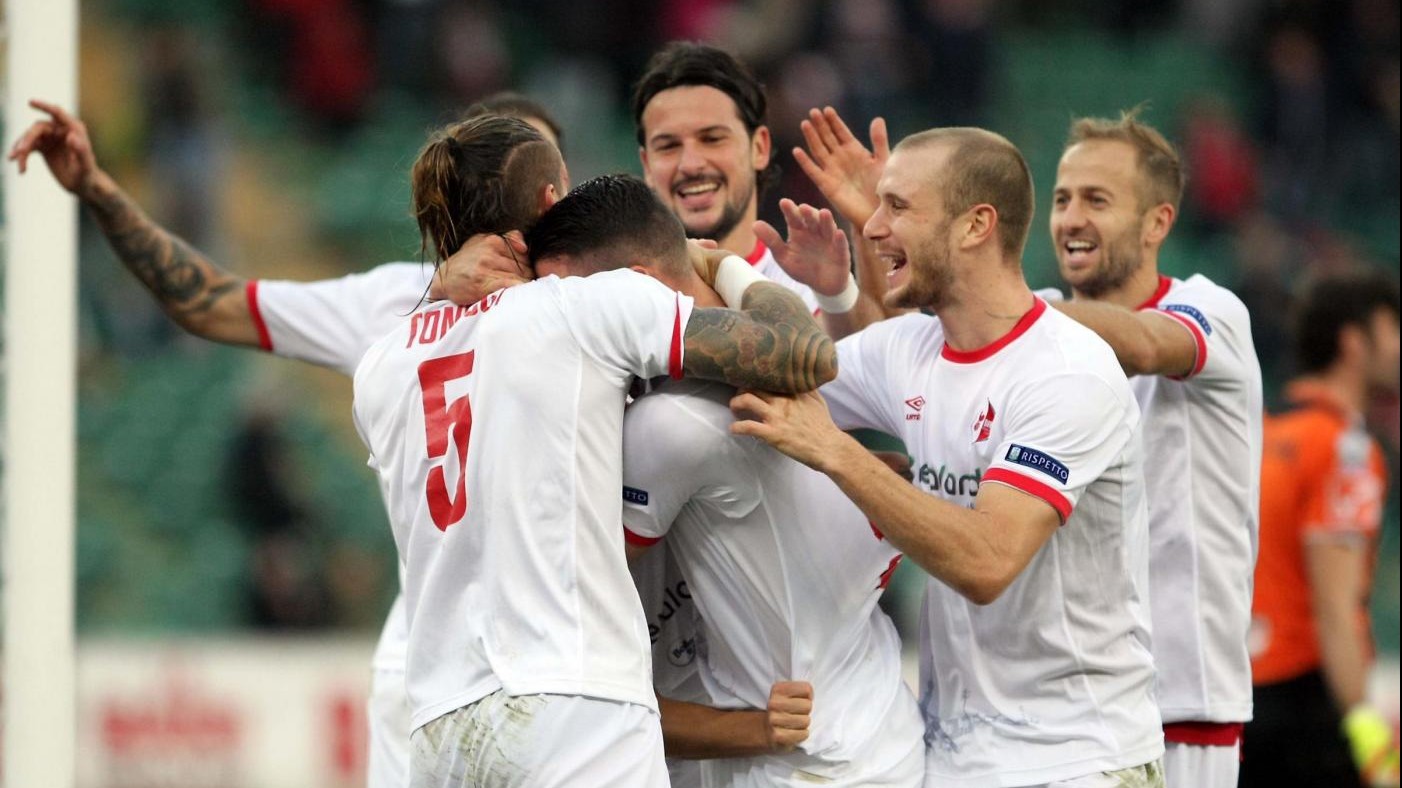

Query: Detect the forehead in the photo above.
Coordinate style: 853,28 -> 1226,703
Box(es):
878,145 -> 947,203
641,85 -> 748,141
1055,139 -> 1141,190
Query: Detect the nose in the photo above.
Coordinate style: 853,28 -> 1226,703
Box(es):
678,140 -> 707,175
864,205 -> 889,241
1056,198 -> 1088,233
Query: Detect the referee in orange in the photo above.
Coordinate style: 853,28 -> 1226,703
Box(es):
1244,269 -> 1400,787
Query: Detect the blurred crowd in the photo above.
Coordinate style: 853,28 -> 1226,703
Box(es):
71,0 -> 1399,631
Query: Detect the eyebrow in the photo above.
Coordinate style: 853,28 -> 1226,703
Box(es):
648,125 -> 733,145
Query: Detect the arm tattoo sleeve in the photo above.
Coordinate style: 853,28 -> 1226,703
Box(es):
85,177 -> 243,326
682,282 -> 837,393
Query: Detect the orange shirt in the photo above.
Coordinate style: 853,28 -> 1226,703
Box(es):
1250,381 -> 1387,685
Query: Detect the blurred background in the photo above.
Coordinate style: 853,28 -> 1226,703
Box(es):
0,0 -> 1398,785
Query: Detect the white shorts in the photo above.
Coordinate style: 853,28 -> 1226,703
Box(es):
1162,740 -> 1239,788
409,691 -> 668,788
367,666 -> 411,788
1025,759 -> 1165,788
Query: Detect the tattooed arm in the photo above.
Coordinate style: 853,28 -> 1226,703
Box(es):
9,100 -> 258,346
683,281 -> 837,394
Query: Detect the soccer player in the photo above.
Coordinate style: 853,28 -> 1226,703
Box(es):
1047,112 -> 1263,788
517,173 -> 924,786
1244,271 -> 1400,788
729,127 -> 1165,787
8,97 -> 801,788
353,128 -> 834,786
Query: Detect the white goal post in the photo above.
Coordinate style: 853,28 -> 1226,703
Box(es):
3,0 -> 79,785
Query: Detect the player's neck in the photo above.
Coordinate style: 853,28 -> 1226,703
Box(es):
1309,365 -> 1370,415
937,268 -> 1037,353
719,200 -> 760,259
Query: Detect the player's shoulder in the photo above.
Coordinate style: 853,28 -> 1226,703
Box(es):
1037,303 -> 1126,376
361,261 -> 435,287
1164,273 -> 1250,322
850,311 -> 941,352
629,379 -> 734,432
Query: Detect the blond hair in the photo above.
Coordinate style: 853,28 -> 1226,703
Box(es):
1066,107 -> 1184,211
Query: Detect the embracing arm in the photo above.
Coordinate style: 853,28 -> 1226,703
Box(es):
1055,300 -> 1196,378
683,280 -> 836,394
659,681 -> 813,759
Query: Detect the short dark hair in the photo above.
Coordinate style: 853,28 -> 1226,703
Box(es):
526,174 -> 689,278
463,91 -> 566,153
898,128 -> 1035,258
1294,268 -> 1401,373
410,115 -> 563,262
631,41 -> 777,196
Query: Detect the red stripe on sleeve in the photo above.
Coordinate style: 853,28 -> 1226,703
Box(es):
1159,310 -> 1208,379
1163,721 -> 1243,747
623,527 -> 662,547
669,294 -> 684,380
246,280 -> 274,352
983,468 -> 1073,523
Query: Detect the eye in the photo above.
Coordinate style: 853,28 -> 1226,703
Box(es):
1089,194 -> 1109,208
1053,194 -> 1069,208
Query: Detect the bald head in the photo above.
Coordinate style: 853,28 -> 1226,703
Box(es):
896,128 -> 1034,258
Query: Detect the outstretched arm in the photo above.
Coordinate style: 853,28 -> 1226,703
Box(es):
1054,300 -> 1197,377
9,99 -> 258,346
659,681 -> 813,759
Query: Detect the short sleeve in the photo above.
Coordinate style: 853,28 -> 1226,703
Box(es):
620,390 -> 758,545
252,263 -> 432,376
557,270 -> 695,382
982,372 -> 1137,523
1302,426 -> 1387,541
1146,278 -> 1256,385
821,319 -> 912,434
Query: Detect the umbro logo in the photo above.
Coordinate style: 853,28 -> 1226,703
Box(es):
905,396 -> 926,421
973,400 -> 996,443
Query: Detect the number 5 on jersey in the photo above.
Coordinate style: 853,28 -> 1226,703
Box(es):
418,351 -> 475,530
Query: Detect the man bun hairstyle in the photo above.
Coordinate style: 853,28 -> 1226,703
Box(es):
631,41 -> 778,198
1294,268 -> 1401,373
1067,106 -> 1185,212
410,115 -> 563,263
463,91 -> 566,153
526,173 -> 689,277
899,127 -> 1036,259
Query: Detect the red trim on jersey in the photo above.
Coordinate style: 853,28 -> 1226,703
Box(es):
1137,274 -> 1174,310
1163,721 -> 1243,747
246,280 -> 274,352
1158,310 -> 1208,379
623,527 -> 662,547
745,240 -> 767,266
669,295 -> 685,380
983,467 -> 1073,523
941,297 -> 1048,364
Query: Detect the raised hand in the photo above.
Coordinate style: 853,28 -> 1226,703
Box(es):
8,99 -> 100,197
430,231 -> 532,304
756,199 -> 852,297
793,107 -> 888,228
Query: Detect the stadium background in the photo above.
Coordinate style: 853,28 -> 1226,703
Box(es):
1,0 -> 1397,785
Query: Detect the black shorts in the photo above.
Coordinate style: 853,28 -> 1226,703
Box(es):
1240,670 -> 1364,788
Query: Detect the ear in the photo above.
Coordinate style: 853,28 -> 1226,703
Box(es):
540,182 -> 561,213
1143,203 -> 1176,246
751,125 -> 772,171
959,205 -> 999,251
1338,323 -> 1367,363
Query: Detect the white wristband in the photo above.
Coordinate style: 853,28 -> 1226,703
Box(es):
814,272 -> 860,314
714,254 -> 769,309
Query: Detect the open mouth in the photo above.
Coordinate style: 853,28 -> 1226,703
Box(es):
1062,238 -> 1099,266
879,251 -> 908,279
675,179 -> 723,210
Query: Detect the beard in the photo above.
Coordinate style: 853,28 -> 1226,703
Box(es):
678,168 -> 756,244
1067,231 -> 1142,299
888,219 -> 957,310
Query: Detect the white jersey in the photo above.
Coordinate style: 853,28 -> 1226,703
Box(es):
621,378 -> 921,780
352,270 -> 694,730
250,262 -> 432,673
1132,274 -> 1262,727
821,298 -> 1162,788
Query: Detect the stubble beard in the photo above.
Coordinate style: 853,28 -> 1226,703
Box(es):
1069,230 -> 1143,299
680,168 -> 757,246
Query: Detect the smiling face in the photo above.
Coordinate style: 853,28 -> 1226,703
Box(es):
863,146 -> 958,310
1051,139 -> 1156,298
638,85 -> 770,244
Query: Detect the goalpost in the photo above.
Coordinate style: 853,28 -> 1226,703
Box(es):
3,0 -> 79,784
